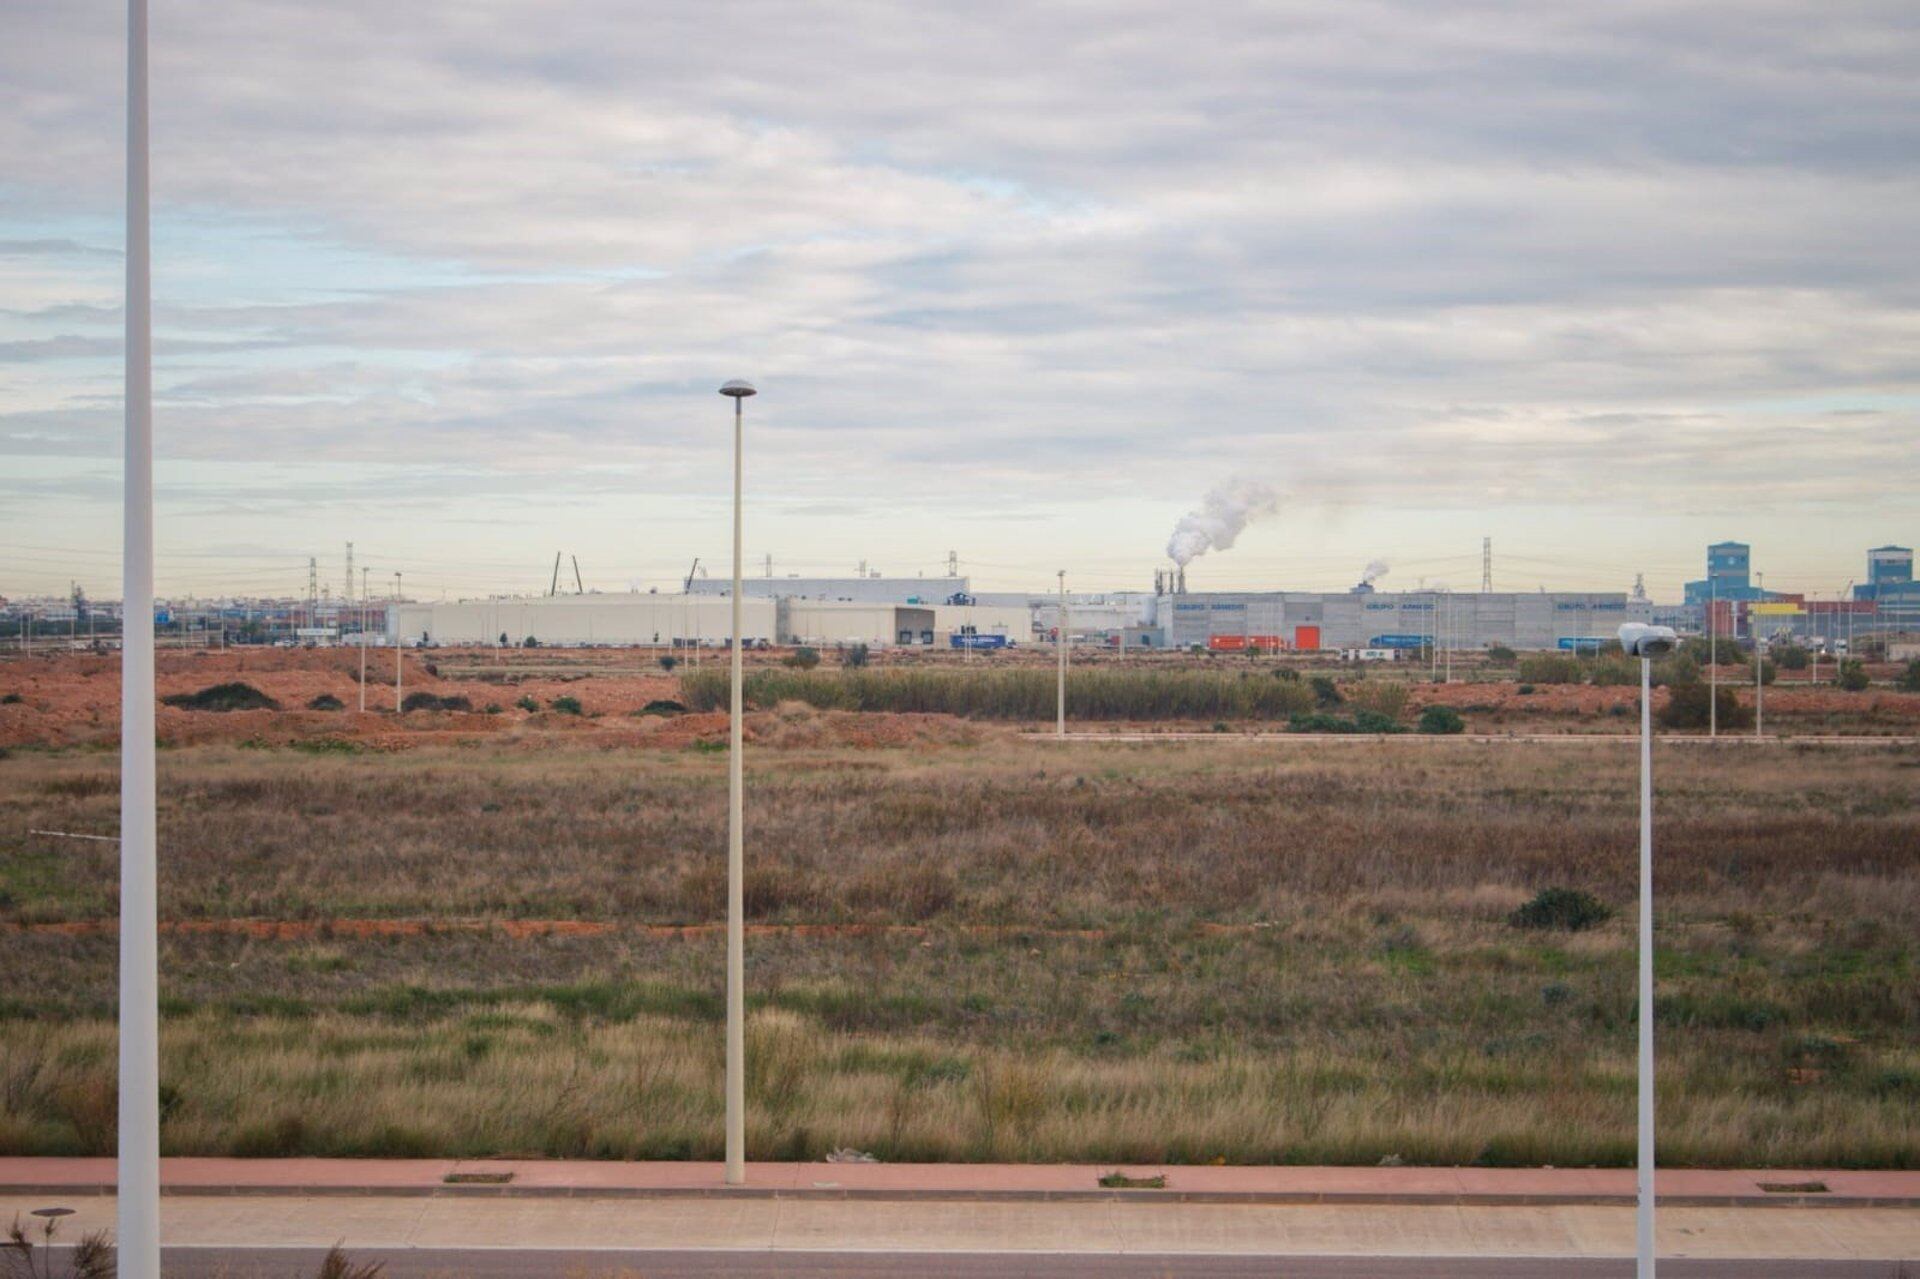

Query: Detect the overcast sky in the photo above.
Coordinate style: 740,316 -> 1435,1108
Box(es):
3,0 -> 1917,601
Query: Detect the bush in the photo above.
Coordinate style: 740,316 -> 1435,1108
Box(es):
1774,644 -> 1810,671
1309,675 -> 1343,707
1652,652 -> 1699,687
306,693 -> 345,711
1346,681 -> 1409,721
1509,887 -> 1613,932
658,655 -> 679,672
162,681 -> 279,712
1837,658 -> 1870,692
1587,657 -> 1638,687
1657,681 -> 1751,730
514,694 -> 539,712
841,643 -> 870,668
637,699 -> 686,717
521,636 -> 541,648
0,692 -> 23,705
401,692 -> 471,713
1418,705 -> 1466,734
1902,659 -> 1920,692
784,647 -> 821,670
1485,645 -> 1516,665
1751,657 -> 1776,686
549,695 -> 584,715
680,667 -> 1318,721
1516,654 -> 1582,685
1516,684 -> 1535,695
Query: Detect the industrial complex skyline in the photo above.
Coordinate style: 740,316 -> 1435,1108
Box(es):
5,2 -> 1918,601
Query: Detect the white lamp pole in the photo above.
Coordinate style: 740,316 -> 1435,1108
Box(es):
1708,579 -> 1716,739
1637,648 -> 1657,1278
1754,572 -> 1764,738
119,0 -> 161,1273
1056,570 -> 1067,738
393,572 -> 404,712
1619,622 -> 1673,1279
719,379 -> 756,1186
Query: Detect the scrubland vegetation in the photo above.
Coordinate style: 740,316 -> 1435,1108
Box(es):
682,667 -> 1320,719
1,736 -> 1917,1167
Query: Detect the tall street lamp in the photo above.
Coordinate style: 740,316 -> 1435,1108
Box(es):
119,1 -> 161,1273
1620,622 -> 1676,1279
1056,571 -> 1068,738
719,378 -> 755,1185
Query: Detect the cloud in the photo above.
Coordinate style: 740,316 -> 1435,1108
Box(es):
2,0 -> 1918,596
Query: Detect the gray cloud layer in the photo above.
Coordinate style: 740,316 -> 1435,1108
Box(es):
3,0 -> 1917,589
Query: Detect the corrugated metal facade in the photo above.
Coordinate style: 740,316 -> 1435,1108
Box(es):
389,594 -> 774,647
1159,591 -> 1646,651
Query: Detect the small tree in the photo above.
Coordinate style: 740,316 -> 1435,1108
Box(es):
1774,643 -> 1810,671
1418,704 -> 1466,735
1658,680 -> 1752,730
1836,658 -> 1870,692
498,631 -> 510,647
522,635 -> 541,648
841,643 -> 870,668
1485,645 -> 1516,665
1750,656 -> 1776,686
1902,659 -> 1920,692
659,654 -> 679,672
784,646 -> 821,670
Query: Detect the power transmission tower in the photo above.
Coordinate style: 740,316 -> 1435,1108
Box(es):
947,550 -> 958,577
764,553 -> 772,578
344,542 -> 354,608
307,557 -> 319,629
1481,537 -> 1492,593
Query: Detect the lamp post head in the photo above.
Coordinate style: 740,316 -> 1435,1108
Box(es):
719,379 -> 757,398
1619,623 -> 1677,658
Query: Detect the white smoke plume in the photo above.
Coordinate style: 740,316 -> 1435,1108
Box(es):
1166,481 -> 1279,567
1362,559 -> 1390,585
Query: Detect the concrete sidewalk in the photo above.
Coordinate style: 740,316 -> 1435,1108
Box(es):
2,1193 -> 1917,1267
3,1158 -> 1916,1207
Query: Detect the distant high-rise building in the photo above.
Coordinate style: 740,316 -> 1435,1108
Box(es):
1684,540 -> 1768,605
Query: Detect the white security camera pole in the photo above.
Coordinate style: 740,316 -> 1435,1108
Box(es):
1056,570 -> 1068,738
1619,622 -> 1674,1279
719,378 -> 756,1185
119,0 -> 161,1273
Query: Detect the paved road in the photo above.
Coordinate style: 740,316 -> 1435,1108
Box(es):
145,1248 -> 1920,1278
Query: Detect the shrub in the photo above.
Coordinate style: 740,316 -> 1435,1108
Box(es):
1485,645 -> 1516,665
514,694 -> 539,712
401,692 -> 471,713
522,636 -> 540,648
1902,659 -> 1920,692
1586,657 -> 1638,686
1309,675 -> 1343,707
0,692 -> 23,705
680,668 -> 1317,721
1652,652 -> 1699,687
162,681 -> 279,712
1657,681 -> 1751,730
1774,644 -> 1810,671
842,643 -> 870,668
637,699 -> 686,717
658,655 -> 679,672
306,693 -> 345,711
784,647 -> 822,670
1837,659 -> 1870,692
1516,655 -> 1581,685
1418,705 -> 1466,734
1516,684 -> 1535,695
1509,887 -> 1612,932
1751,657 -> 1776,686
549,695 -> 584,715
1346,681 -> 1409,721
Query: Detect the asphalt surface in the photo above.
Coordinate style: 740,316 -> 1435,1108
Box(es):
146,1249 -> 1920,1278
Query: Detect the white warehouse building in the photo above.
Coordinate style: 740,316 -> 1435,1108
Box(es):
389,593 -> 774,647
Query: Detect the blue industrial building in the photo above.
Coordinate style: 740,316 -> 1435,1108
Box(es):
1683,541 -> 1777,606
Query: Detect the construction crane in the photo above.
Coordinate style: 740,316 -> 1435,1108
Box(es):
684,558 -> 705,592
572,555 -> 584,594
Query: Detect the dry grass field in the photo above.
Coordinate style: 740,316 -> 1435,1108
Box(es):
2,719 -> 1917,1168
